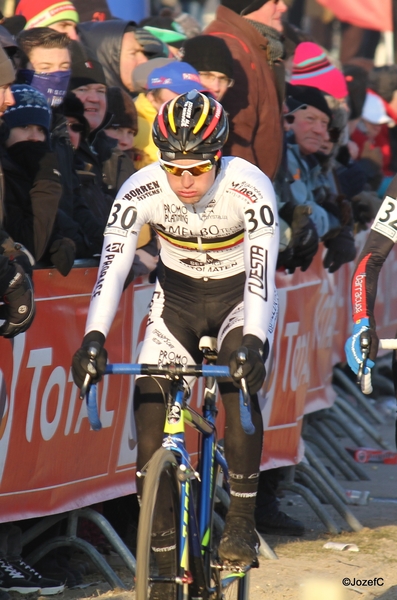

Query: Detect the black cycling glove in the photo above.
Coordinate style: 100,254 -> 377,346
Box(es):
229,334 -> 266,395
72,330 -> 108,389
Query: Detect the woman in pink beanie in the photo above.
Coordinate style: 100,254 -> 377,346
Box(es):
289,41 -> 348,100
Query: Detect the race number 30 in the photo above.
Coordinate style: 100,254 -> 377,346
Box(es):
372,196 -> 397,242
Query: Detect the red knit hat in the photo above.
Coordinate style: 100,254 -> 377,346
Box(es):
289,42 -> 348,100
16,0 -> 79,30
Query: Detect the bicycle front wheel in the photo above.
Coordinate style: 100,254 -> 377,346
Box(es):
135,447 -> 183,600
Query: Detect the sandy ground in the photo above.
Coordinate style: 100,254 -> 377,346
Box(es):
8,400 -> 397,600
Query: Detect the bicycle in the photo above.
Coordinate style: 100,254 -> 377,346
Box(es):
81,337 -> 258,600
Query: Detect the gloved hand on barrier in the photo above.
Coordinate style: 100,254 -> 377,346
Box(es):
0,263 -> 35,338
229,334 -> 265,395
49,237 -> 76,276
72,330 -> 108,389
345,318 -> 379,375
323,226 -> 356,273
278,203 -> 319,273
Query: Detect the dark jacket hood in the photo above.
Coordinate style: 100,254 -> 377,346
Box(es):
77,20 -> 136,92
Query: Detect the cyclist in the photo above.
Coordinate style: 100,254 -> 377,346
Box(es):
345,176 -> 397,383
72,90 -> 279,585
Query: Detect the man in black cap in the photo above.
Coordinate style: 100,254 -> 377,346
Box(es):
282,84 -> 358,274
180,35 -> 234,102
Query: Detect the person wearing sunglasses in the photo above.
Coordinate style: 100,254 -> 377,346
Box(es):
72,90 -> 280,582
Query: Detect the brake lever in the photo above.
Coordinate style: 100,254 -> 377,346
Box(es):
236,349 -> 250,406
79,343 -> 100,400
357,332 -> 370,385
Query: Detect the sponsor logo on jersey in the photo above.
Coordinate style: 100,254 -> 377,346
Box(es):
248,246 -> 268,300
152,329 -> 175,349
155,224 -> 244,251
158,350 -> 188,367
92,253 -> 116,297
105,242 -> 124,253
227,181 -> 264,203
164,203 -> 188,224
122,181 -> 160,201
179,254 -> 238,272
352,255 -> 370,319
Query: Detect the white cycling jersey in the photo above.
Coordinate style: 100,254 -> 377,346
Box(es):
85,156 -> 279,344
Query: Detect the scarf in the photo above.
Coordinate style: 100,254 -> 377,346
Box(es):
246,20 -> 284,65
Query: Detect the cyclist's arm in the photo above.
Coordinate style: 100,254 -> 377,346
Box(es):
352,177 -> 397,324
84,183 -> 149,338
242,172 -> 279,342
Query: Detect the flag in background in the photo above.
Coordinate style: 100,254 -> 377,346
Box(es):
316,0 -> 392,31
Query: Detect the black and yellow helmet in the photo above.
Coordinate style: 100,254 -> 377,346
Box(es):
153,89 -> 229,160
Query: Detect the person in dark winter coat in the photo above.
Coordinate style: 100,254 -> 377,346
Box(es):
77,20 -> 166,95
69,41 -> 135,210
2,84 -> 82,276
204,0 -> 287,181
0,46 -> 35,340
16,27 -> 104,259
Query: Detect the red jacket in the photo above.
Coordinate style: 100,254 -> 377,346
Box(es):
205,6 -> 284,180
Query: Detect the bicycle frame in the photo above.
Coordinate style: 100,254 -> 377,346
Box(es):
86,362 -> 252,597
157,376 -> 230,596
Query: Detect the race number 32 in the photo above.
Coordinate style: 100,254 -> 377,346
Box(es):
372,196 -> 397,242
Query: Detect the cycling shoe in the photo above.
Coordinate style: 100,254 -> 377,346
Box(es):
218,515 -> 260,566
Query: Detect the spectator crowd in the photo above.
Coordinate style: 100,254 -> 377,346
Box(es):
1,0 -> 397,595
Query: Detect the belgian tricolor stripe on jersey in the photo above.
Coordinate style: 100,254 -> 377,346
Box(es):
155,226 -> 244,251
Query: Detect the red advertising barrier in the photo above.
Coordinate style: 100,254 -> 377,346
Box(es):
1,239 -> 397,522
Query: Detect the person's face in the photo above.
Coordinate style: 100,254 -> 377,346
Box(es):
245,0 -> 288,33
198,71 -> 234,102
362,119 -> 382,141
66,116 -> 82,149
28,46 -> 71,73
6,124 -> 46,146
147,88 -> 179,112
72,83 -> 107,131
290,105 -> 330,155
164,158 -> 217,205
105,126 -> 135,151
120,31 -> 147,92
49,20 -> 79,41
0,84 -> 14,116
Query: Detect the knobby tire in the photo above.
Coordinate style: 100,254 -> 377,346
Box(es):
135,447 -> 183,600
